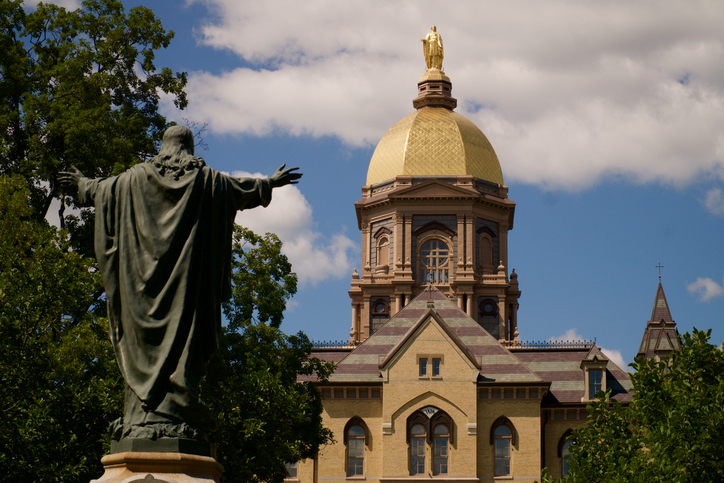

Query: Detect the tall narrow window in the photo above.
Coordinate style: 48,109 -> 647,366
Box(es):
347,425 -> 365,476
494,425 -> 511,476
419,239 -> 450,285
432,358 -> 442,377
433,424 -> 449,475
561,439 -> 572,477
419,358 -> 428,377
589,369 -> 603,399
410,424 -> 426,475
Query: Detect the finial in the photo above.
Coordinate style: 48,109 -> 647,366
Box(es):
656,262 -> 664,281
421,26 -> 444,71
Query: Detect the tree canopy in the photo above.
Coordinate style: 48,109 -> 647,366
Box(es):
0,0 -> 187,227
540,329 -> 724,483
0,2 -> 333,482
206,226 -> 335,483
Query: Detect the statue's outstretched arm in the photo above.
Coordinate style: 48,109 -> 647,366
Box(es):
270,164 -> 302,189
58,166 -> 88,198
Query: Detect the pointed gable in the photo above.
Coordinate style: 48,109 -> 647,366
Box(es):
329,287 -> 542,383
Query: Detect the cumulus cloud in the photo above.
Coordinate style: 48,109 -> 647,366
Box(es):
549,328 -> 584,342
600,348 -> 628,371
231,171 -> 357,287
704,188 -> 724,215
687,276 -> 724,302
550,329 -> 628,371
164,0 -> 724,190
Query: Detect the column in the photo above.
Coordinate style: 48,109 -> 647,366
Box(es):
394,214 -> 403,274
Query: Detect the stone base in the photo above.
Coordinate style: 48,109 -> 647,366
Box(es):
90,452 -> 223,483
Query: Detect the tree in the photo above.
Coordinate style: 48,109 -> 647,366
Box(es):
0,0 -> 187,229
204,226 -> 335,483
0,175 -> 123,482
539,329 -> 724,483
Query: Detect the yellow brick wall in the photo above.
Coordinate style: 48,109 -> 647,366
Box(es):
381,321 -> 480,478
477,398 -> 541,482
543,417 -> 586,479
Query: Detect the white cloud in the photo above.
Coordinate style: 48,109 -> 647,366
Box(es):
24,0 -> 81,9
687,276 -> 724,302
600,348 -> 628,371
549,328 -> 584,342
704,188 -> 724,215
164,0 -> 724,190
550,329 -> 628,370
231,170 -> 357,287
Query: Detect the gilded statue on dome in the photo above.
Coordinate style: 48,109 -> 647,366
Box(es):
421,26 -> 444,71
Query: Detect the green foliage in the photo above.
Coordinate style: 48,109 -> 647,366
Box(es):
0,0 -> 187,223
224,226 -> 298,329
538,329 -> 724,483
0,175 -> 124,482
206,225 -> 335,483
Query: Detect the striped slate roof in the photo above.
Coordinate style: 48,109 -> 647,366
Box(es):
328,287 -> 543,383
515,348 -> 634,403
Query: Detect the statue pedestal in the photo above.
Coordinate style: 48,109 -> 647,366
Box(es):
91,452 -> 223,483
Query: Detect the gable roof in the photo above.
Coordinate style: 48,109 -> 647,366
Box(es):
328,287 -> 542,383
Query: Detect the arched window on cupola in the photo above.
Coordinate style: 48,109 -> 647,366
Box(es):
374,227 -> 391,274
419,239 -> 450,285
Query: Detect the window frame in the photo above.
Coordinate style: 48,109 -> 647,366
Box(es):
344,417 -> 370,477
409,423 -> 426,475
417,235 -> 452,286
489,416 -> 516,477
433,423 -> 449,475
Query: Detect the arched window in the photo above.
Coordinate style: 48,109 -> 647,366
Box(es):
557,429 -> 574,477
433,423 -> 449,475
344,417 -> 370,477
410,424 -> 426,475
376,235 -> 390,273
561,439 -> 572,476
419,239 -> 450,285
347,425 -> 365,476
490,417 -> 516,477
494,425 -> 511,476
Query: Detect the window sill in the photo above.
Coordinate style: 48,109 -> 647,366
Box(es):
346,477 -> 366,480
494,476 -> 513,480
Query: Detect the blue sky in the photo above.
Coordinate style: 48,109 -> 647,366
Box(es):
40,0 -> 724,368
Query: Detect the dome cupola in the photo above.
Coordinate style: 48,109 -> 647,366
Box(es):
366,28 -> 504,187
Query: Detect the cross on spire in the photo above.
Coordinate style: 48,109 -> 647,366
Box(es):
656,262 -> 664,281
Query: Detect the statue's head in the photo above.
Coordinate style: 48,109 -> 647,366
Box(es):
160,125 -> 195,157
431,25 -> 436,32
150,124 -> 205,175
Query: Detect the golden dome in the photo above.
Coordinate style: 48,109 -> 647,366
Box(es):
366,107 -> 504,186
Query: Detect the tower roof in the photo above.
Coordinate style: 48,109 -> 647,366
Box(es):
366,108 -> 504,186
637,281 -> 680,360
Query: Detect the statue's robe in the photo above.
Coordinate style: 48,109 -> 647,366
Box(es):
79,162 -> 271,432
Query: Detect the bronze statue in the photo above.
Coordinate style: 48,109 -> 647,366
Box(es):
59,125 -> 301,452
421,25 -> 444,71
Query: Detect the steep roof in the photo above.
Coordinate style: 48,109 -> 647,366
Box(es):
515,348 -> 634,404
328,287 -> 542,383
637,281 -> 680,359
